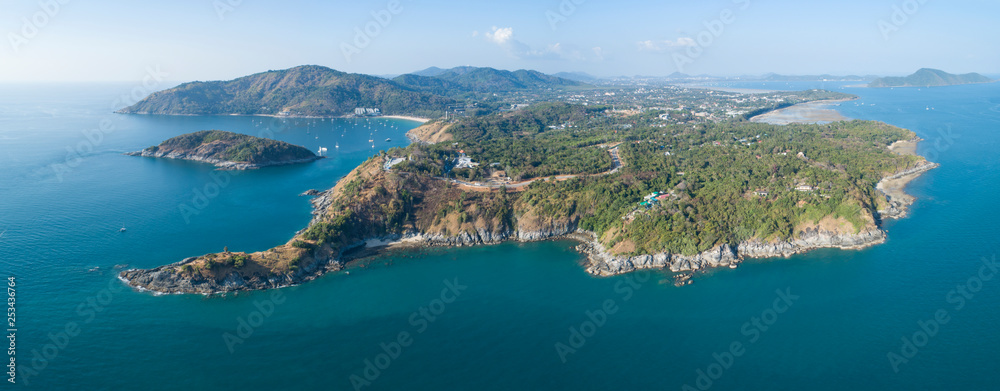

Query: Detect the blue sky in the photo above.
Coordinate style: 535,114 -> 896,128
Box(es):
1,0 -> 998,82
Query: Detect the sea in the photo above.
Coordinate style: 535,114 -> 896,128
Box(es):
1,81 -> 998,390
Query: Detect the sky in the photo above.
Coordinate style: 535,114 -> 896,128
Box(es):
1,0 -> 998,82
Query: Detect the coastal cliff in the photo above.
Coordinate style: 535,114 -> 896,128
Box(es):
580,227 -> 887,276
120,159 -> 919,295
119,211 -> 891,294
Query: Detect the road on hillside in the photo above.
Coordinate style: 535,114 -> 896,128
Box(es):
441,146 -> 625,191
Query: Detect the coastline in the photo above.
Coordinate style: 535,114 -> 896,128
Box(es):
120,214 -> 895,294
750,99 -> 853,125
116,111 -> 434,122
124,149 -> 324,170
876,138 -> 939,219
382,115 -> 431,123
674,83 -> 778,94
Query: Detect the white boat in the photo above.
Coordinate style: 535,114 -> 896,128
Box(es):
119,222 -> 126,232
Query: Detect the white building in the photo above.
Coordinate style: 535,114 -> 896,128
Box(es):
354,108 -> 381,116
454,152 -> 479,169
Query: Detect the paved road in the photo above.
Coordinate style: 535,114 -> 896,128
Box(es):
442,146 -> 625,191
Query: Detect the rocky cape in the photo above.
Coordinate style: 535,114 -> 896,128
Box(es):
120,166 -> 921,295
120,136 -> 937,295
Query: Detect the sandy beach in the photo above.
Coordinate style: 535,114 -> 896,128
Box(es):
750,99 -> 851,125
888,138 -> 919,156
675,83 -> 778,94
239,113 -> 433,122
383,115 -> 431,123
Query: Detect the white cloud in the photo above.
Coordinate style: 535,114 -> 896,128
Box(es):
478,27 -> 602,62
637,38 -> 697,51
593,46 -> 605,61
637,40 -> 658,51
485,26 -> 514,45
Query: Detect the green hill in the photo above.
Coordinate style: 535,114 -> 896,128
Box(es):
117,65 -> 455,117
389,73 -> 468,97
869,68 -> 994,88
393,66 -> 586,96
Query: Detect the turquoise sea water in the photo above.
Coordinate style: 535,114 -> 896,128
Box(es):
2,81 -> 999,390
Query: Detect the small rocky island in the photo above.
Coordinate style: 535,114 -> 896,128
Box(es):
126,130 -> 322,169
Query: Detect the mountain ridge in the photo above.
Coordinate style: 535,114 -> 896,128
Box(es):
869,68 -> 994,87
117,65 -> 455,117
119,65 -> 587,117
393,66 -> 586,95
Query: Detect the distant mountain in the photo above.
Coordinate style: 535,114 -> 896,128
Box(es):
665,72 -> 692,79
869,68 -> 994,88
437,66 -> 481,76
551,71 -> 598,82
389,73 -> 468,97
118,65 -> 455,117
411,66 -> 449,77
393,66 -> 585,95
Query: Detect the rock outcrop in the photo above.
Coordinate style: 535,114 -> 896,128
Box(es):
119,251 -> 344,295
581,227 -> 886,276
876,162 -> 940,220
126,149 -> 321,170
